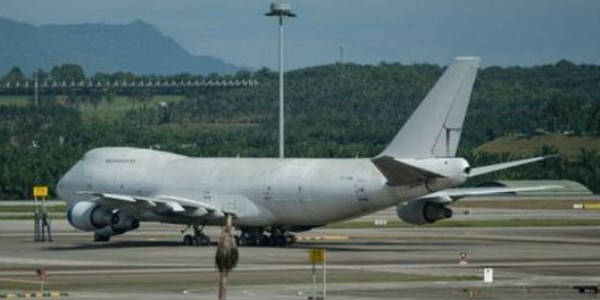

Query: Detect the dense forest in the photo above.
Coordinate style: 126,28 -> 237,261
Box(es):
0,60 -> 599,199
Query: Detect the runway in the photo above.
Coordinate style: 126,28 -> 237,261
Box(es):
1,220 -> 600,299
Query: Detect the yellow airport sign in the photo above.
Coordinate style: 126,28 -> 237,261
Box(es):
309,248 -> 325,263
584,203 -> 600,210
33,186 -> 48,198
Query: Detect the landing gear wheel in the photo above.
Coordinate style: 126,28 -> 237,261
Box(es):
265,228 -> 297,247
268,228 -> 295,247
182,224 -> 211,246
195,235 -> 210,246
260,234 -> 270,246
236,231 -> 262,247
245,234 -> 258,246
94,233 -> 110,242
236,228 -> 297,247
285,233 -> 296,245
275,235 -> 286,247
183,234 -> 194,246
236,234 -> 248,246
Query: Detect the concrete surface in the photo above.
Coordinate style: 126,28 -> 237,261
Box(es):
1,220 -> 600,299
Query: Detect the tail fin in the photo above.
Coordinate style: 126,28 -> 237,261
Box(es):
379,57 -> 480,158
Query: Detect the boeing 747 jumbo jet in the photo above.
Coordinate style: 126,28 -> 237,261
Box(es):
57,57 -> 551,246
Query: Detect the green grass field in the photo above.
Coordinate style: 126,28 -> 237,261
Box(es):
78,95 -> 185,121
327,218 -> 600,228
0,94 -> 186,121
0,205 -> 66,213
476,134 -> 600,158
0,95 -> 30,106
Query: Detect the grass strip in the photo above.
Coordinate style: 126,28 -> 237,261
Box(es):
327,218 -> 600,228
0,206 -> 66,213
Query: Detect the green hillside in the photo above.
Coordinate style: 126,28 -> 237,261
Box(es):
1,60 -> 600,199
476,134 -> 600,158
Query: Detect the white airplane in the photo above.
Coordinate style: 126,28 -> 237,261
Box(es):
57,57 -> 551,246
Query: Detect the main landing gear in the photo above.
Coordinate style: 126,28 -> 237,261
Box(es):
236,227 -> 296,247
180,225 -> 296,247
182,224 -> 211,246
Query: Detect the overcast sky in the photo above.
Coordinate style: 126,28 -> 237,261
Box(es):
2,0 -> 599,70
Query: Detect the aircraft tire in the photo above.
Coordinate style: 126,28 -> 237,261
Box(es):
248,236 -> 258,246
260,234 -> 270,246
285,234 -> 296,245
195,235 -> 210,246
236,235 -> 247,247
275,235 -> 286,247
183,234 -> 194,246
94,234 -> 110,242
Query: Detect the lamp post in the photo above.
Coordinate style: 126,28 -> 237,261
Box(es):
265,3 -> 296,158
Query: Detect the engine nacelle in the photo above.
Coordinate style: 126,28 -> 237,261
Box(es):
396,198 -> 453,225
111,211 -> 140,234
67,201 -> 115,231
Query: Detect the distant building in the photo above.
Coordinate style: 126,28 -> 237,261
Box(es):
477,180 -> 592,196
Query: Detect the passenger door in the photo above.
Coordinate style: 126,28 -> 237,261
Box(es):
354,178 -> 371,211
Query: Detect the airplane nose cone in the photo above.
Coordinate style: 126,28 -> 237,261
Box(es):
56,173 -> 67,199
57,163 -> 78,200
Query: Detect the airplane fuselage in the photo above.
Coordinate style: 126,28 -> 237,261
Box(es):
58,147 -> 463,228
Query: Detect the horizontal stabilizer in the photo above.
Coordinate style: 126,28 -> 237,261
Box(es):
468,156 -> 552,178
371,156 -> 443,186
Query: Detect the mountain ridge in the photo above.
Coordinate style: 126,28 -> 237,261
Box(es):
0,17 -> 240,76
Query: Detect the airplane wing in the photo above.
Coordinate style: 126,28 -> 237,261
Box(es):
418,185 -> 562,204
76,191 -> 222,217
371,155 -> 443,186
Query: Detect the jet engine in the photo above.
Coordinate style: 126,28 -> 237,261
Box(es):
111,211 -> 140,234
396,198 -> 453,225
66,201 -> 115,231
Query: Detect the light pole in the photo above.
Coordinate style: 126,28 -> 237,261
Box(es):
34,70 -> 38,106
265,3 -> 296,158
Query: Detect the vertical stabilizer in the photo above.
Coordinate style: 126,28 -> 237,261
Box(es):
379,57 -> 480,158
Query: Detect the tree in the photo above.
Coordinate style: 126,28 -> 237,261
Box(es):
131,88 -> 152,107
85,88 -> 103,110
235,70 -> 251,79
3,66 -> 26,82
64,91 -> 82,108
50,64 -> 85,82
34,69 -> 49,82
